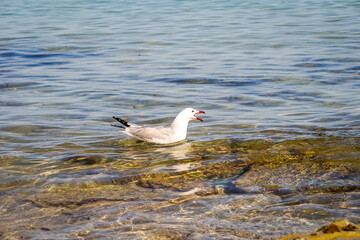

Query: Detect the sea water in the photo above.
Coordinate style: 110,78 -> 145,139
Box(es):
0,0 -> 359,239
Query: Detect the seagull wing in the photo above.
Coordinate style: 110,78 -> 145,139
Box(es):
125,126 -> 174,144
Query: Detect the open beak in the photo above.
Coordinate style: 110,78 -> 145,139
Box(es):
194,110 -> 205,122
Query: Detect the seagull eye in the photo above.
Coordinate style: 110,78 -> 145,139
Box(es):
192,110 -> 194,113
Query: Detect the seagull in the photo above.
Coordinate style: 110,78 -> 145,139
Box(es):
112,108 -> 205,144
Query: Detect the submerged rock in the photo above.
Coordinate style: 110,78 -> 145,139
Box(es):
2,137 -> 358,239
281,220 -> 360,240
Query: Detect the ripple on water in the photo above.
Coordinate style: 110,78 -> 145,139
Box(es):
156,77 -> 260,87
0,82 -> 39,91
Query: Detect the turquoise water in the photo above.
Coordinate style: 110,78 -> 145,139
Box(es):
1,0 -> 360,239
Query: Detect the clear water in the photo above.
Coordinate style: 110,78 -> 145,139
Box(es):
0,0 -> 359,239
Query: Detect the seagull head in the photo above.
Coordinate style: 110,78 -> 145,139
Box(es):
181,108 -> 206,122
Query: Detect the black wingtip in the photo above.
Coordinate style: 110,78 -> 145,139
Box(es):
111,124 -> 125,129
113,116 -> 130,127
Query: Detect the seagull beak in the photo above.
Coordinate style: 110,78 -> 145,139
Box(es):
195,111 -> 205,122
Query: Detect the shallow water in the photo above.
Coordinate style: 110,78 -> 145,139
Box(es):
1,0 -> 359,239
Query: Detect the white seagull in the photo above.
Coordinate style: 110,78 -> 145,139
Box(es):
112,108 -> 205,144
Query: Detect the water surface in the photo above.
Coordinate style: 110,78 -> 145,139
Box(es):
1,0 -> 359,239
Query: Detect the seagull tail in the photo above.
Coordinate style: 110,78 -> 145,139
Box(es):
113,116 -> 130,127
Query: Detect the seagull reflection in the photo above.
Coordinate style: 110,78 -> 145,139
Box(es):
154,142 -> 192,160
145,142 -> 194,174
